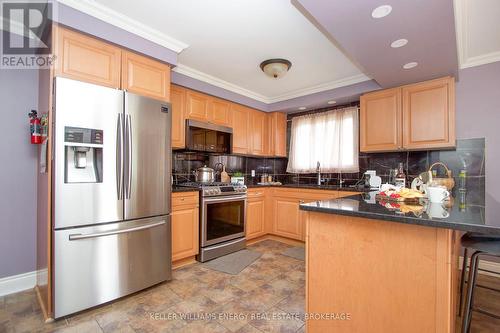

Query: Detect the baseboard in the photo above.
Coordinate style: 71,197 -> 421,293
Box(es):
0,270 -> 37,297
459,256 -> 500,277
246,234 -> 305,247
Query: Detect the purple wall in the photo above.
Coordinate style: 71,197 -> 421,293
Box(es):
455,62 -> 500,215
0,69 -> 39,278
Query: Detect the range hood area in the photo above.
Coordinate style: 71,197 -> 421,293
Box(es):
185,119 -> 233,153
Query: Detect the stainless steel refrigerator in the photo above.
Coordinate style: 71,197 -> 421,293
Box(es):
52,77 -> 172,318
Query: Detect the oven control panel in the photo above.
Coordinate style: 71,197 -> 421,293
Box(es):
201,185 -> 247,197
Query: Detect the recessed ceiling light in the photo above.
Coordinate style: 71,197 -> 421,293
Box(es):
403,62 -> 418,69
391,39 -> 408,48
371,5 -> 392,19
327,100 -> 337,105
298,106 -> 307,110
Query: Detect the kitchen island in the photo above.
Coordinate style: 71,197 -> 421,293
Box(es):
300,192 -> 498,333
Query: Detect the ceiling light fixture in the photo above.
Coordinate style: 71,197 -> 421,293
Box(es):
391,39 -> 408,48
371,5 -> 392,18
260,59 -> 292,79
403,62 -> 418,69
327,100 -> 337,105
298,106 -> 307,110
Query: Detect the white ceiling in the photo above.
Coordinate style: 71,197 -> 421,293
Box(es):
78,0 -> 370,103
455,0 -> 500,68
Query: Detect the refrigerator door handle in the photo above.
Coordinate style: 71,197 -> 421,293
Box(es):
116,114 -> 124,200
125,114 -> 132,199
68,220 -> 166,241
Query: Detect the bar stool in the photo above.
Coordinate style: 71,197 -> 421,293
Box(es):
459,233 -> 500,333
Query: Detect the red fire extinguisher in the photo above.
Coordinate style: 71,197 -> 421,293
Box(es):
28,110 -> 42,144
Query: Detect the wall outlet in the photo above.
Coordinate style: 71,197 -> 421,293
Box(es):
251,170 -> 255,177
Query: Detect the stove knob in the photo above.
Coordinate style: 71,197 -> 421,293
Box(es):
210,189 -> 217,195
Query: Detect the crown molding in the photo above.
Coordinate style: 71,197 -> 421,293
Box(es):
174,64 -> 371,104
56,0 -> 188,53
266,73 -> 371,103
454,0 -> 500,69
173,64 -> 270,103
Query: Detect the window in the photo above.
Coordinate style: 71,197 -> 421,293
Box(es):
286,107 -> 359,173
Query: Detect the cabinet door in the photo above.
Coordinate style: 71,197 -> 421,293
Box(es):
185,90 -> 210,122
171,85 -> 186,149
360,88 -> 402,152
250,109 -> 267,156
54,26 -> 121,88
246,197 -> 266,240
402,77 -> 455,150
171,206 -> 199,261
231,104 -> 250,154
273,197 -> 301,240
269,112 -> 287,157
122,51 -> 171,101
210,98 -> 231,126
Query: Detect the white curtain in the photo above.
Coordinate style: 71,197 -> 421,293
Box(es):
286,107 -> 359,173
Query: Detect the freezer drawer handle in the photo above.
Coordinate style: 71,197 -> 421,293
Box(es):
68,220 -> 166,241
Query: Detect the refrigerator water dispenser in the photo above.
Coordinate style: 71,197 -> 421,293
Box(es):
64,127 -> 103,183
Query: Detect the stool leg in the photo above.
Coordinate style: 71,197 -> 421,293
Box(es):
461,251 -> 482,333
459,247 -> 469,316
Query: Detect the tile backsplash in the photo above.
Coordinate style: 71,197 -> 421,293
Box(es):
173,138 -> 485,202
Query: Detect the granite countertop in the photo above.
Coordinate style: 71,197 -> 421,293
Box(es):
172,186 -> 200,193
173,183 -> 371,193
246,183 -> 371,193
300,191 -> 500,235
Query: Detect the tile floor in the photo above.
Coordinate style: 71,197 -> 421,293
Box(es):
1,239 -> 499,332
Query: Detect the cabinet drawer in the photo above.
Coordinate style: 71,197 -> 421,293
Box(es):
247,188 -> 266,198
172,192 -> 199,209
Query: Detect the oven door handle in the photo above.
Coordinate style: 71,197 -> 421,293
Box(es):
203,195 -> 247,203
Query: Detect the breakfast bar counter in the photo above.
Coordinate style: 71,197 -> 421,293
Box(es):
299,193 -> 498,333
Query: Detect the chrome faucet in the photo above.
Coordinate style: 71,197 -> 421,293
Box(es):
317,161 -> 321,186
338,171 -> 345,188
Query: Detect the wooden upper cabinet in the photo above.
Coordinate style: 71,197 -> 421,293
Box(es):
360,88 -> 402,152
209,98 -> 231,126
121,51 -> 171,102
249,109 -> 268,156
54,26 -> 121,88
231,104 -> 250,154
402,77 -> 455,150
361,76 -> 456,152
171,85 -> 186,149
185,90 -> 210,122
269,112 -> 287,157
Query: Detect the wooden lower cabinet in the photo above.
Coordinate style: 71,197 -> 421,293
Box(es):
272,196 -> 302,240
172,192 -> 199,262
246,189 -> 266,240
305,212 -> 459,333
269,188 -> 355,241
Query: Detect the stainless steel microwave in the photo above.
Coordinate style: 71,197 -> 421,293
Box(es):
185,119 -> 232,153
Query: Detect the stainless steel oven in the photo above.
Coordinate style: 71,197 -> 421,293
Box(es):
177,182 -> 247,262
202,194 -> 246,246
